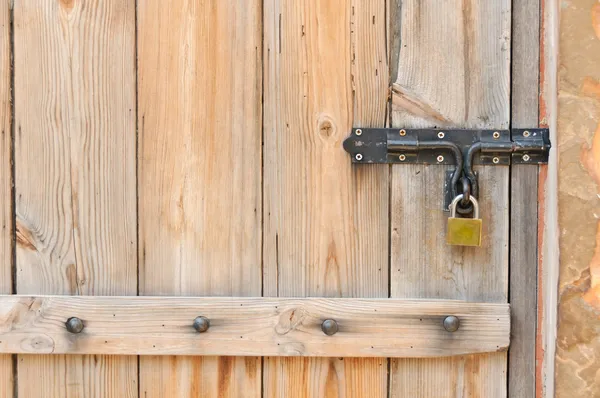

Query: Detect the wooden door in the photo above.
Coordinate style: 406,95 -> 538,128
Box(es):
0,0 -> 544,397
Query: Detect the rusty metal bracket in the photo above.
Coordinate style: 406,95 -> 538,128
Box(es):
343,128 -> 551,210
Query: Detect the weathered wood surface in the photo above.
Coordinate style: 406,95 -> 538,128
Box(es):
137,0 -> 262,396
0,2 -> 12,397
509,3 -> 540,396
262,0 -> 389,395
14,2 -> 137,397
390,1 -> 511,397
0,296 -> 510,357
508,0 -> 540,398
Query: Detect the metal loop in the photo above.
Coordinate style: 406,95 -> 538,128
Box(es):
449,194 -> 480,218
456,177 -> 474,215
460,177 -> 471,206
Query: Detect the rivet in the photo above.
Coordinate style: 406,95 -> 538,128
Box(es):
355,129 -> 362,136
66,317 -> 84,334
443,316 -> 460,332
355,153 -> 363,161
493,131 -> 500,139
522,154 -> 531,162
437,155 -> 444,163
399,129 -> 406,136
193,316 -> 210,333
321,319 -> 339,336
492,157 -> 500,164
399,154 -> 406,161
523,130 -> 531,137
437,132 -> 445,139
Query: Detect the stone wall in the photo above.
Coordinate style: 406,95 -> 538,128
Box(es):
556,0 -> 600,396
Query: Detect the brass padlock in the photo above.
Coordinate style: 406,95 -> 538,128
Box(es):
447,194 -> 482,247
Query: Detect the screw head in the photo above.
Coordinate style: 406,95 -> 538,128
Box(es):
522,154 -> 531,162
399,154 -> 406,161
493,131 -> 500,139
321,319 -> 339,336
399,129 -> 406,136
355,129 -> 362,136
437,155 -> 444,163
523,130 -> 531,137
193,316 -> 210,333
66,317 -> 84,334
437,132 -> 445,139
355,153 -> 363,161
443,316 -> 460,332
492,157 -> 500,164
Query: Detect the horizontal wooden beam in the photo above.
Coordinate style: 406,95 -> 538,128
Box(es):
0,296 -> 509,357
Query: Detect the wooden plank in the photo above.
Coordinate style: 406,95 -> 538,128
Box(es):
509,3 -> 540,397
137,1 -> 262,397
537,0 -> 559,396
389,1 -> 511,397
13,2 -> 137,397
262,0 -> 389,396
0,296 -> 510,357
0,1 -> 12,397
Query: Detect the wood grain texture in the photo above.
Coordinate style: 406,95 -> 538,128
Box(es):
262,0 -> 389,395
0,296 -> 510,357
0,2 -> 12,397
14,1 -> 137,397
137,0 -> 262,396
389,1 -> 511,397
509,1 -> 540,396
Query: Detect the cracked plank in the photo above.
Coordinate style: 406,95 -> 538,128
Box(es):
262,0 -> 389,396
389,1 -> 510,397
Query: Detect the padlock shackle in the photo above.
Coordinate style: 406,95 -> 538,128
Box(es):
449,194 -> 479,218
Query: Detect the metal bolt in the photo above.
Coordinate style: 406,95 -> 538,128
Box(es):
443,316 -> 460,332
355,153 -> 363,161
437,132 -> 445,139
399,129 -> 406,136
399,154 -> 406,161
493,131 -> 500,139
437,155 -> 444,163
492,157 -> 500,164
522,154 -> 531,162
193,316 -> 210,333
66,317 -> 84,334
321,319 -> 339,336
355,129 -> 362,136
523,130 -> 531,138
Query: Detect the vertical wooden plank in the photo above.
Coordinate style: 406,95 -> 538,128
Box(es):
137,1 -> 262,396
0,1 -> 12,397
14,2 -> 137,397
262,0 -> 388,396
390,1 -> 510,397
509,1 -> 540,396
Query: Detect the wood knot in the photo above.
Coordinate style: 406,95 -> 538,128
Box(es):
21,335 -> 55,354
317,115 -> 337,140
60,0 -> 76,10
274,308 -> 307,335
16,219 -> 38,251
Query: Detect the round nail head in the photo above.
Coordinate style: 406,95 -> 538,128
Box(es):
321,319 -> 339,336
66,317 -> 84,334
443,316 -> 460,332
193,316 -> 210,333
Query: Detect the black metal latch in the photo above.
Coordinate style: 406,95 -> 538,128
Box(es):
343,128 -> 550,211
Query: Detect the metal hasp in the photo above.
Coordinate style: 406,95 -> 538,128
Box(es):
343,128 -> 551,210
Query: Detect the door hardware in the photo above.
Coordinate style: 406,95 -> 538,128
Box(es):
66,317 -> 85,334
343,128 -> 550,211
447,194 -> 482,247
